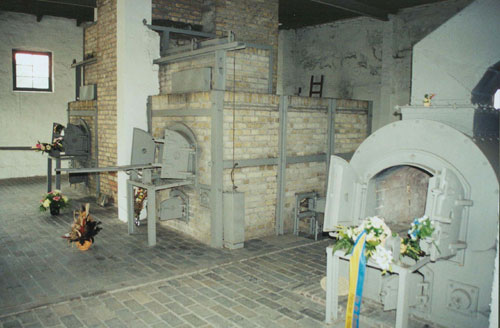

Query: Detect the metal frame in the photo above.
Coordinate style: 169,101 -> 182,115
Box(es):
275,95 -> 289,235
325,247 -> 430,327
68,105 -> 100,195
147,25 -> 216,56
326,99 -> 337,177
154,41 -> 246,65
151,109 -> 210,117
127,178 -> 192,247
209,49 -> 227,248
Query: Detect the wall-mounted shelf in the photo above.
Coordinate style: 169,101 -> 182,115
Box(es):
71,56 -> 97,68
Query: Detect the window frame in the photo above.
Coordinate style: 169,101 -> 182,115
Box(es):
12,49 -> 53,92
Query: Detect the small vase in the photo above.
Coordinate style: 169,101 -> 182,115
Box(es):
50,205 -> 60,215
76,240 -> 92,251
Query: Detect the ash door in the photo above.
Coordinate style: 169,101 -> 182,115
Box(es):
323,156 -> 364,232
425,168 -> 469,262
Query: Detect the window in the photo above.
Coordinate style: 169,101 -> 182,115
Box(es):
12,50 -> 52,92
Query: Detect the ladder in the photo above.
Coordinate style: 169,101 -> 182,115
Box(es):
309,75 -> 324,97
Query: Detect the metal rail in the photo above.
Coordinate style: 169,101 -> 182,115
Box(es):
56,163 -> 160,173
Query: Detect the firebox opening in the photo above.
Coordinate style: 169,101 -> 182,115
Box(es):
367,165 -> 433,237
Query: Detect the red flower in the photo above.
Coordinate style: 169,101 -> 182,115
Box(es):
53,196 -> 61,201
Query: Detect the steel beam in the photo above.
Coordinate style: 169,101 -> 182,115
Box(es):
222,154 -> 329,169
151,109 -> 211,117
326,99 -> 337,178
147,96 -> 153,133
69,110 -> 95,116
286,154 -> 326,164
223,157 -> 277,169
210,90 -> 225,248
210,49 -> 226,248
275,95 -> 289,235
154,41 -> 246,65
311,0 -> 389,21
367,100 -> 374,135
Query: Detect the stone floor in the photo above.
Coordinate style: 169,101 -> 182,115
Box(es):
0,177 -> 435,328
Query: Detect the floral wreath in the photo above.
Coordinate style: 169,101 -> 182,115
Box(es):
331,215 -> 437,273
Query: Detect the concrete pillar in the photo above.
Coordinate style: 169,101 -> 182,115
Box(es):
116,0 -> 159,222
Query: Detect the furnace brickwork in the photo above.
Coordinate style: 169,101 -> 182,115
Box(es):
152,0 -> 203,25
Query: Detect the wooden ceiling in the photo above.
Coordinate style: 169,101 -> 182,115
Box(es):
0,0 -> 95,25
279,0 -> 449,29
0,0 -> 448,29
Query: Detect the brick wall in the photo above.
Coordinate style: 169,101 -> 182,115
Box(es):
152,0 -> 203,25
334,99 -> 369,153
226,48 -> 270,94
214,0 -> 278,92
223,92 -> 279,238
80,0 -> 118,202
373,166 -> 430,236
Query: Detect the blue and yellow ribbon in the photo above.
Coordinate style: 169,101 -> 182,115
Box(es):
345,231 -> 367,328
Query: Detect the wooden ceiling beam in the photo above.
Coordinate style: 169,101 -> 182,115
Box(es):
36,0 -> 96,8
310,0 -> 390,21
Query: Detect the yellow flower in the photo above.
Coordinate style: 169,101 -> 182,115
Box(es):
43,199 -> 51,208
62,196 -> 68,203
400,243 -> 407,254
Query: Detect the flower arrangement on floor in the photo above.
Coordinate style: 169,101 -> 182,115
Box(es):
133,187 -> 147,226
63,203 -> 102,251
331,215 -> 436,272
39,190 -> 69,215
33,138 -> 64,155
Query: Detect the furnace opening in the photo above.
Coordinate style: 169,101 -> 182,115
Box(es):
368,165 -> 432,237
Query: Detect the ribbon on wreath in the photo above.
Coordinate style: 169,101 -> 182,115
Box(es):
345,231 -> 367,328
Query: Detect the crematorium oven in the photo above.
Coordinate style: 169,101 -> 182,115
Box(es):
324,106 -> 499,328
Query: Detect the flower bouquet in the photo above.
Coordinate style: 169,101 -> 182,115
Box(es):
39,190 -> 69,215
33,137 -> 64,155
332,215 -> 438,272
133,187 -> 147,226
332,216 -> 394,272
63,203 -> 102,251
400,216 -> 437,260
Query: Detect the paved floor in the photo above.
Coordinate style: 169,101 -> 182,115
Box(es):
0,177 -> 434,328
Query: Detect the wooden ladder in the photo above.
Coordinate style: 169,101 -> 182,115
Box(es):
309,75 -> 324,97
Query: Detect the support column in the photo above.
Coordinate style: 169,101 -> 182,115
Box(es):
326,98 -> 337,179
210,49 -> 226,248
275,95 -> 289,235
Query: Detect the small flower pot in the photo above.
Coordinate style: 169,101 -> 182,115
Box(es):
49,205 -> 60,215
76,240 -> 92,251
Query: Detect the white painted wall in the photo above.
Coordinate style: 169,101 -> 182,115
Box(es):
278,0 -> 471,131
116,0 -> 160,222
0,12 -> 82,179
411,0 -> 500,106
